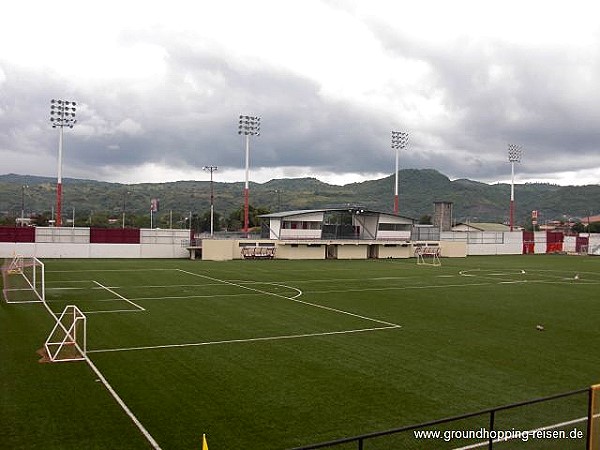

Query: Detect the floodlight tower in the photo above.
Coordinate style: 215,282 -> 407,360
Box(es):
391,130 -> 409,214
238,115 -> 261,234
508,144 -> 523,231
50,99 -> 77,227
203,165 -> 218,237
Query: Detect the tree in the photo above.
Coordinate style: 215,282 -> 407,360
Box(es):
198,211 -> 221,233
225,205 -> 270,231
572,221 -> 585,233
418,214 -> 432,225
588,222 -> 600,233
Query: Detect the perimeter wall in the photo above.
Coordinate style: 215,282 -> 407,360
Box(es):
2,226 -> 598,260
0,227 -> 190,258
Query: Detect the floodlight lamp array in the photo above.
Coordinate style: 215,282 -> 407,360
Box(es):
238,115 -> 261,136
50,99 -> 77,129
391,130 -> 409,149
508,143 -> 523,163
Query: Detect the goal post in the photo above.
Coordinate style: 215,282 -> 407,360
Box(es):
414,246 -> 441,266
1,255 -> 45,303
44,305 -> 87,362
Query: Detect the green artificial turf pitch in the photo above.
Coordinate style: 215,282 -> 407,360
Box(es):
1,255 -> 600,449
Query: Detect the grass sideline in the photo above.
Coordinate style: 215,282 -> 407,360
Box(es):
2,255 -> 600,449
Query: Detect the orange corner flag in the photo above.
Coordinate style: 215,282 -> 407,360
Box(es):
202,433 -> 208,450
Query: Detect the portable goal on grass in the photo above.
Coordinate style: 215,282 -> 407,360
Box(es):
43,305 -> 87,362
414,246 -> 441,266
1,255 -> 45,303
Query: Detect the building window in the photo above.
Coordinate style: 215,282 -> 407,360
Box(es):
282,221 -> 322,230
378,223 -> 411,231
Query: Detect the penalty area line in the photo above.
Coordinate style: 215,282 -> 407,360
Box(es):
87,325 -> 401,354
93,281 -> 145,311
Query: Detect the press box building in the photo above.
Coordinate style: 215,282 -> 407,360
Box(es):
201,207 -> 466,260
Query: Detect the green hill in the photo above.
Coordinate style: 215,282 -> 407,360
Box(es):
1,170 -> 598,228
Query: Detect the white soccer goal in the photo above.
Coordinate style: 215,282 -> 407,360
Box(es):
415,246 -> 441,266
1,255 -> 45,303
44,305 -> 87,362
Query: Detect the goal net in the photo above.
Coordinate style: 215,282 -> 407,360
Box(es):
1,255 -> 45,303
415,246 -> 441,266
43,305 -> 87,362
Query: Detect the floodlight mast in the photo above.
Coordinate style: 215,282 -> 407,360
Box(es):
203,166 -> 218,237
508,144 -> 523,231
50,99 -> 77,227
391,131 -> 409,214
238,115 -> 260,235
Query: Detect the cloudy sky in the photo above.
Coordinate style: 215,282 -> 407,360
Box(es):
1,0 -> 600,186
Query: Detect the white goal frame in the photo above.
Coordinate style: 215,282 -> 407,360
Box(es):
415,246 -> 441,266
44,305 -> 87,362
1,255 -> 45,303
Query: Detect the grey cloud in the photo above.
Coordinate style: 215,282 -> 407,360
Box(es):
2,18 -> 600,186
369,21 -> 600,182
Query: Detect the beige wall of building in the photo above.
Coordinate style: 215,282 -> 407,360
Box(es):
200,238 -> 467,261
439,241 -> 467,257
377,244 -> 412,259
202,239 -> 238,261
336,244 -> 368,260
275,243 -> 326,259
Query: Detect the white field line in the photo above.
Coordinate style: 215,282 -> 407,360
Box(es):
302,273 -> 600,296
47,268 -> 178,273
84,357 -> 162,450
92,281 -> 145,311
44,297 -> 141,304
87,325 -> 401,354
176,269 -> 401,328
459,269 -> 600,284
5,299 -> 43,304
453,415 -> 589,450
308,282 -> 494,295
37,282 -> 161,448
126,292 -> 265,301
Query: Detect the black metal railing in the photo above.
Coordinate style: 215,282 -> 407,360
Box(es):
291,388 -> 591,450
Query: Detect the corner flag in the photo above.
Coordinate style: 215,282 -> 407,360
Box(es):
202,433 -> 208,450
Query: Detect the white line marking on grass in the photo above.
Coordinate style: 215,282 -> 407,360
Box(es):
85,309 -> 146,314
453,416 -> 588,450
47,268 -> 178,273
5,300 -> 42,304
177,269 -> 401,328
38,279 -> 162,449
85,357 -> 163,450
87,325 -> 401,354
127,292 -> 264,301
308,282 -> 494,295
92,281 -> 145,311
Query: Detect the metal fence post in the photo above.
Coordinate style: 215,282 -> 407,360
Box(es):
488,410 -> 495,450
587,386 -> 592,450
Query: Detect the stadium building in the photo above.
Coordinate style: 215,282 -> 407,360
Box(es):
201,207 -> 467,261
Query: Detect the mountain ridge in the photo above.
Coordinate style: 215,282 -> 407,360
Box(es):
1,170 -> 599,227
